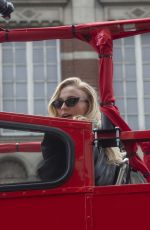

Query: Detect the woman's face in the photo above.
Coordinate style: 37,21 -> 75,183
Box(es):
55,85 -> 89,119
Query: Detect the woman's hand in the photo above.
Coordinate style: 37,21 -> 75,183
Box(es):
73,115 -> 89,121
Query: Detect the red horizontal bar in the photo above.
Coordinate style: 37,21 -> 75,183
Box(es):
97,130 -> 150,142
0,142 -> 41,153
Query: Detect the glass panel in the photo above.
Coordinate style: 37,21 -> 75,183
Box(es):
2,49 -> 13,63
34,83 -> 45,98
127,99 -> 138,113
145,116 -> 150,129
124,36 -> 134,45
3,83 -> 14,98
33,65 -> 44,80
15,48 -> 26,63
16,66 -> 27,80
46,47 -> 57,62
143,65 -> 150,79
142,47 -> 150,61
0,122 -> 74,191
126,81 -> 137,97
125,64 -> 136,80
142,34 -> 150,45
16,100 -> 27,113
47,65 -> 58,80
3,66 -> 13,81
114,82 -> 123,96
15,42 -> 26,48
144,81 -> 150,96
113,39 -> 121,46
115,98 -> 125,113
144,99 -> 150,113
33,48 -> 44,63
33,41 -> 43,47
34,99 -> 46,115
3,100 -> 14,112
2,43 -> 13,48
127,115 -> 138,130
0,129 -> 44,184
16,83 -> 27,98
114,64 -> 122,80
1,40 -> 59,118
113,47 -> 122,62
45,40 -> 56,46
124,47 -> 135,62
47,82 -> 57,98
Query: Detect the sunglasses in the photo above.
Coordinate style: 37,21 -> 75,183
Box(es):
52,97 -> 88,109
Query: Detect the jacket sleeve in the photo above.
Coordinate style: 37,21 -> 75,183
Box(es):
37,133 -> 67,180
94,147 -> 118,186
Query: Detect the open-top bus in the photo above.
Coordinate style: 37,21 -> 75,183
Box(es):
0,3 -> 150,229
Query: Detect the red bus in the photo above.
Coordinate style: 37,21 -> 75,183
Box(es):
0,16 -> 150,230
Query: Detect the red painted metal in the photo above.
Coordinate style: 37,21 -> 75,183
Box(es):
0,18 -> 150,42
0,111 -> 94,188
0,142 -> 41,153
97,130 -> 150,142
93,184 -> 150,230
0,111 -> 150,230
0,111 -> 95,230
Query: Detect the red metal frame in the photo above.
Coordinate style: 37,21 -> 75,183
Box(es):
0,111 -> 94,188
0,142 -> 41,153
0,111 -> 150,230
0,18 -> 150,42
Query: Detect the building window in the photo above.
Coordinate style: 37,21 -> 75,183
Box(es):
0,40 -> 61,116
113,34 -> 150,130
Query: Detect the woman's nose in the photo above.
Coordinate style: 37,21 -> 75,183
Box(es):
60,102 -> 68,109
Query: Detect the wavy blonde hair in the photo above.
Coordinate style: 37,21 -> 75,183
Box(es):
48,77 -> 125,164
48,77 -> 101,127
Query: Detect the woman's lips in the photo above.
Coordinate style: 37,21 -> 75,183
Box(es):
61,114 -> 72,118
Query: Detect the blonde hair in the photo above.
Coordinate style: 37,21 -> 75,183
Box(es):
48,77 -> 125,164
105,147 -> 126,165
48,77 -> 101,127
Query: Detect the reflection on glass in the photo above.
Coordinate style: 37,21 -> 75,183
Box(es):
0,129 -> 44,185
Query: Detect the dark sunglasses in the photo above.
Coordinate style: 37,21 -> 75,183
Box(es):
52,97 -> 88,109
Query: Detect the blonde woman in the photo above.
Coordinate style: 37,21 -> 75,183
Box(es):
48,77 -> 100,128
46,77 -> 129,185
